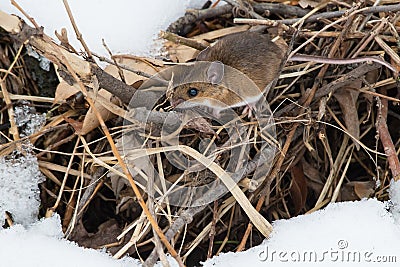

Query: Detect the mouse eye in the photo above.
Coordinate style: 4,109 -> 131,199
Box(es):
187,88 -> 198,97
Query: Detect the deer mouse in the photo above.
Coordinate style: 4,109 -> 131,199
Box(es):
168,31 -> 397,115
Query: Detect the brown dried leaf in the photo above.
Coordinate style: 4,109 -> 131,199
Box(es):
70,219 -> 122,250
131,80 -> 144,89
302,159 -> 323,193
0,10 -> 21,33
289,163 -> 308,215
353,181 -> 375,199
80,89 -> 117,135
334,80 -> 361,150
64,116 -> 83,132
53,81 -> 80,104
164,41 -> 199,63
186,117 -> 216,135
339,181 -> 375,201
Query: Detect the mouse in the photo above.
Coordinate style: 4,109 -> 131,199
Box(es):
168,31 -> 397,115
169,31 -> 284,116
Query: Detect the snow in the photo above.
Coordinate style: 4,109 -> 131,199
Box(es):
14,102 -> 46,137
389,179 -> 400,222
1,1 -> 400,267
0,215 -> 140,267
0,152 -> 44,225
0,152 -> 141,266
0,0 -> 204,57
204,198 -> 400,266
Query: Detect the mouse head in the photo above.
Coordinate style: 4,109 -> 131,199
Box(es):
167,61 -> 260,113
169,61 -> 236,108
170,81 -> 243,108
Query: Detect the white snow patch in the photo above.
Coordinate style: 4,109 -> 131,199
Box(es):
0,152 -> 45,225
14,102 -> 46,137
204,198 -> 400,266
0,0 -> 206,57
389,179 -> 400,222
0,215 -> 140,267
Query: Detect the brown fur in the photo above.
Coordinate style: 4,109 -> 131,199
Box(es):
197,31 -> 285,90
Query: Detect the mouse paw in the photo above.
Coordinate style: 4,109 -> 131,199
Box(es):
242,105 -> 255,118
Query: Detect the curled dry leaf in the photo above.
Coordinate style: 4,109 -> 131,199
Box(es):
80,89 -> 118,135
186,117 -> 216,135
333,80 -> 361,150
54,81 -> 80,104
339,181 -> 375,201
0,10 -> 21,33
302,158 -> 323,194
70,219 -> 123,252
289,163 -> 308,215
64,116 -> 83,132
54,81 -> 120,135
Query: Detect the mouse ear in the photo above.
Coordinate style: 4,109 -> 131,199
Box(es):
196,47 -> 210,61
207,61 -> 224,85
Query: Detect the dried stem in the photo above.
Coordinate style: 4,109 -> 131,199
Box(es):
10,0 -> 40,29
160,30 -> 207,51
62,0 -> 93,60
377,89 -> 400,180
0,42 -> 25,142
102,39 -> 126,83
207,200 -> 218,259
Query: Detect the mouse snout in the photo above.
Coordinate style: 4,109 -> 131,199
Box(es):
170,97 -> 184,107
